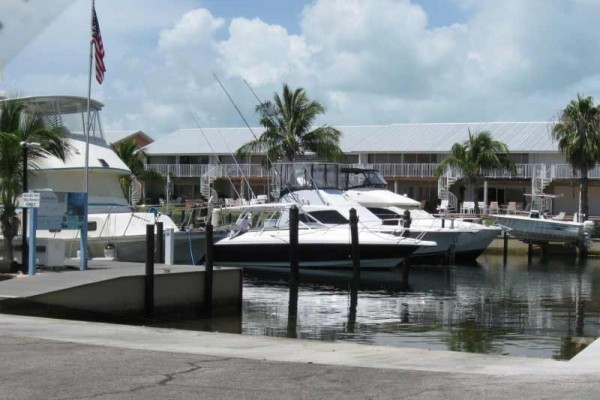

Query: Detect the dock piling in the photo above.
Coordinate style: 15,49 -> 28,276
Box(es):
347,282 -> 358,333
156,222 -> 164,264
289,205 -> 299,286
204,223 -> 214,313
349,208 -> 360,285
503,231 -> 508,265
145,224 -> 155,318
402,258 -> 410,290
287,205 -> 299,338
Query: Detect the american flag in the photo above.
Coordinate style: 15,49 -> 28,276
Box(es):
92,6 -> 106,84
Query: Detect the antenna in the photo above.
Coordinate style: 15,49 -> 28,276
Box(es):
213,73 -> 276,200
216,127 -> 256,200
189,112 -> 242,201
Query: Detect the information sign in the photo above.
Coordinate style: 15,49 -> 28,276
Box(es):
21,192 -> 40,208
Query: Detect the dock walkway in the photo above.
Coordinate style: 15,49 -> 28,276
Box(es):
0,259 -> 242,316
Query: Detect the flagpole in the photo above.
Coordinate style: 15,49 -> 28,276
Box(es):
81,0 -> 95,271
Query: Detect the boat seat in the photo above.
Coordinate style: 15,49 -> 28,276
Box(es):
552,212 -> 565,220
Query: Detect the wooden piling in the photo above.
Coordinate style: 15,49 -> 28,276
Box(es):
287,282 -> 298,339
402,258 -> 411,290
145,224 -> 155,318
289,205 -> 299,286
347,283 -> 358,333
503,231 -> 508,265
204,223 -> 214,313
528,242 -> 533,264
156,222 -> 164,264
288,205 -> 300,338
349,208 -> 360,286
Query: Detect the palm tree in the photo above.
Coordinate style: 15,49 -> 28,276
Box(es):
0,100 -> 71,261
111,139 -> 162,203
236,83 -> 344,163
552,95 -> 600,221
435,130 -> 515,215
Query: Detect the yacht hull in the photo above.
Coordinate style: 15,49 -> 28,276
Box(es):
214,229 -> 428,269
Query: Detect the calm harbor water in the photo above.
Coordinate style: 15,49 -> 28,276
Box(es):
156,254 -> 600,360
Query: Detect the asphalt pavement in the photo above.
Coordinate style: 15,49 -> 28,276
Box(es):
1,314 -> 600,399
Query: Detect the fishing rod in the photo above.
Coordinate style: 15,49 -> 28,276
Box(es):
215,126 -> 257,201
189,112 -> 243,201
241,78 -> 288,200
213,73 -> 277,201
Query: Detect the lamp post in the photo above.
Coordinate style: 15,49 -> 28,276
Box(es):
20,141 -> 40,269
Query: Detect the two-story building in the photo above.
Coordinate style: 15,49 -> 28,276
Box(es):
142,122 -> 600,216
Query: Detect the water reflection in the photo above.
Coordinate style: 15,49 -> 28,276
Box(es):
155,254 -> 600,360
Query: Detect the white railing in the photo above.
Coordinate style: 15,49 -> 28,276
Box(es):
144,162 -> 600,180
551,164 -> 600,179
145,164 -> 271,178
358,163 -> 440,178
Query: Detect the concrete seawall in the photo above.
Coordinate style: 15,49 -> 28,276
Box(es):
0,260 -> 242,317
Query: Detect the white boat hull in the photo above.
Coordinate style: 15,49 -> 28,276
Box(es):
494,215 -> 593,245
214,227 -> 435,270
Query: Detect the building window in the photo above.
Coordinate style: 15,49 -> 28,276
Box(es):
345,154 -> 359,164
403,154 -> 417,163
508,153 -> 529,164
180,155 -> 209,164
147,156 -> 176,164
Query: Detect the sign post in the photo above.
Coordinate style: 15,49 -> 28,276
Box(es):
21,192 -> 40,276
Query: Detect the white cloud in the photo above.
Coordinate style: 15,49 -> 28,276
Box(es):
3,0 -> 600,138
219,18 -> 309,86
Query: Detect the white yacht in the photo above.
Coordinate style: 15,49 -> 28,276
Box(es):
5,95 -> 203,264
340,167 -> 501,262
211,203 -> 436,269
273,163 -> 461,262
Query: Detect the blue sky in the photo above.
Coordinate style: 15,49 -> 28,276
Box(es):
1,0 -> 599,139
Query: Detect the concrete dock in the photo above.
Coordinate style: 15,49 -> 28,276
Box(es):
0,260 -> 242,317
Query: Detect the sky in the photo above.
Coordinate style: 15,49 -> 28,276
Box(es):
1,0 -> 600,139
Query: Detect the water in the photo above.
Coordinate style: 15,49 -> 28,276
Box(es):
156,254 -> 600,360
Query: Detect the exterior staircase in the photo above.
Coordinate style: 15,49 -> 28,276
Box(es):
530,165 -> 554,212
437,167 -> 459,212
200,176 -> 215,200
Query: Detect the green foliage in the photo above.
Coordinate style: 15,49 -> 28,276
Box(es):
111,139 -> 163,200
552,94 -> 600,220
435,130 -> 515,214
236,83 -> 344,163
0,99 -> 71,260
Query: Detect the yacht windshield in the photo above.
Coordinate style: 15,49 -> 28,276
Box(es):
300,210 -> 349,225
345,169 -> 387,189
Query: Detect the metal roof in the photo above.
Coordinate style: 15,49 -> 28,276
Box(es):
143,122 -> 558,155
143,127 -> 265,155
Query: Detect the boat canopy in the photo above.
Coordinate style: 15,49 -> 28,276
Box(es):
274,162 -> 343,194
1,95 -> 105,141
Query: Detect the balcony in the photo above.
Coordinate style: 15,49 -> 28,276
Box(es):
145,164 -> 271,178
144,163 -> 600,180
